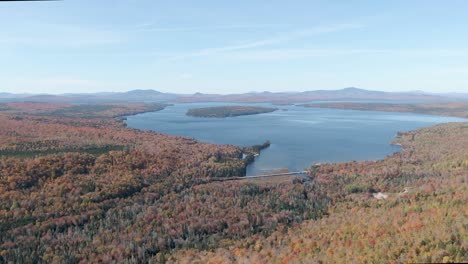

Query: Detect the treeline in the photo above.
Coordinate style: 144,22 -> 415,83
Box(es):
242,140 -> 271,165
243,140 -> 271,155
301,101 -> 468,118
0,144 -> 328,263
0,103 -> 327,263
0,102 -> 168,119
1,102 -> 466,263
172,122 -> 468,263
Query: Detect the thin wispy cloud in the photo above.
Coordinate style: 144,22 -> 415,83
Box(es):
0,23 -> 126,47
221,48 -> 386,61
179,73 -> 193,80
439,67 -> 468,74
10,78 -> 132,94
399,48 -> 468,57
28,78 -> 101,86
166,47 -> 468,62
220,48 -> 468,61
165,23 -> 363,61
132,23 -> 291,32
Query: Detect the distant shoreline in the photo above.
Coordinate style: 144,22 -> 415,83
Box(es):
300,102 -> 468,118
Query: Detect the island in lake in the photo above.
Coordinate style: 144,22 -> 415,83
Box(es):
186,105 -> 278,118
1,100 -> 467,263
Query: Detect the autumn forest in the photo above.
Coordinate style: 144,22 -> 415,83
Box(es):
0,102 -> 466,263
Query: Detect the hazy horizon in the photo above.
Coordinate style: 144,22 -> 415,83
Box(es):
1,86 -> 466,96
1,1 -> 467,94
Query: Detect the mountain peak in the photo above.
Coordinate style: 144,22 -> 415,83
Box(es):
339,87 -> 385,94
341,87 -> 367,92
125,89 -> 162,95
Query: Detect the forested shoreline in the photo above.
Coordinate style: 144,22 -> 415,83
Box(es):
173,122 -> 468,263
0,102 -> 466,263
0,103 -> 323,262
301,101 -> 468,118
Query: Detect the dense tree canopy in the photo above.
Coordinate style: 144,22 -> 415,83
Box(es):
173,122 -> 468,263
186,106 -> 277,118
0,102 -> 466,263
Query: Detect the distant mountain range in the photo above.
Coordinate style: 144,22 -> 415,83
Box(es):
0,93 -> 33,99
0,87 -> 466,104
174,87 -> 460,104
0,89 -> 180,103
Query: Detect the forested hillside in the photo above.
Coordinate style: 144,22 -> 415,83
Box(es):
173,122 -> 468,263
0,102 -> 466,263
0,103 -> 327,263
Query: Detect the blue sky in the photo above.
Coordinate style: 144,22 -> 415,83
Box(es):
0,0 -> 467,94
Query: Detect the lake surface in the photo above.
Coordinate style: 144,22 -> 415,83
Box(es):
126,103 -> 465,175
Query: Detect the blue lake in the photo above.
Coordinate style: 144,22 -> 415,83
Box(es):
126,103 -> 465,175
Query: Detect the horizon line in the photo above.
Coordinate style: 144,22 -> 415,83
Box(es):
1,87 -> 464,96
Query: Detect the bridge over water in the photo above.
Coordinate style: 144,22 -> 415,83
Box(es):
211,171 -> 311,182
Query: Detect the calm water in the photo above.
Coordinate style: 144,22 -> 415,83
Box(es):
126,103 -> 465,175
